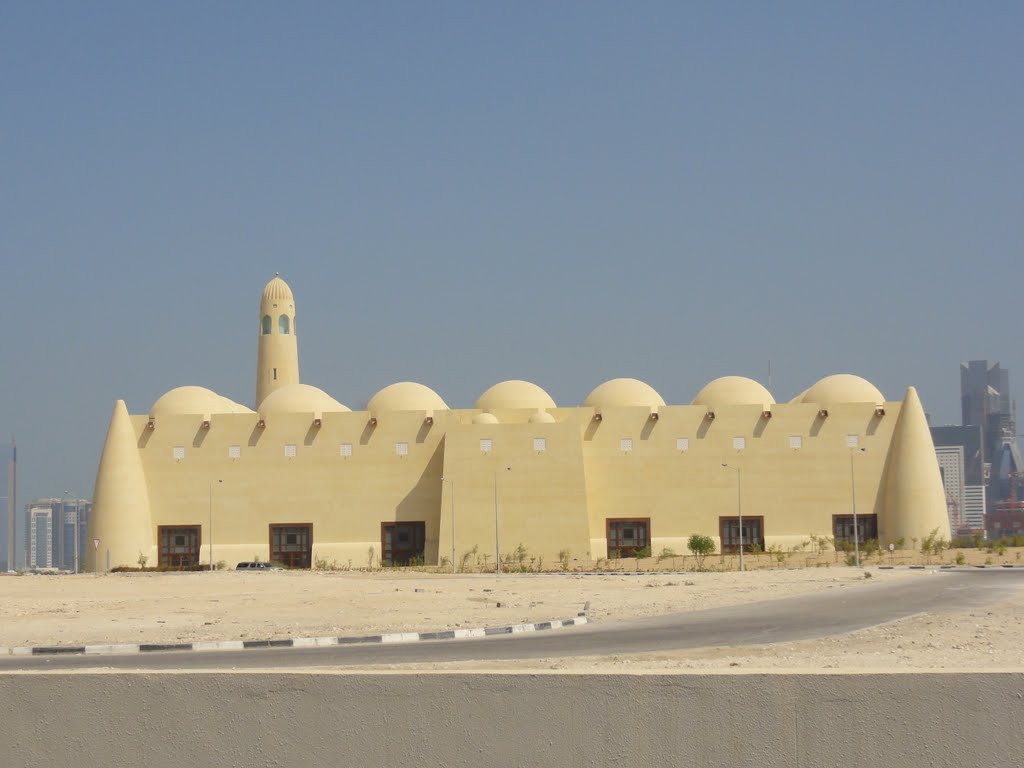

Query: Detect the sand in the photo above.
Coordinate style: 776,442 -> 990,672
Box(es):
2,561 -> 1023,670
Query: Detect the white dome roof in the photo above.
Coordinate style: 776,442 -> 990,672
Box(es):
798,374 -> 884,406
149,386 -> 253,417
258,384 -> 350,415
367,382 -> 448,412
692,377 -> 775,408
528,410 -> 556,424
473,412 -> 500,425
476,380 -> 556,411
584,378 -> 665,408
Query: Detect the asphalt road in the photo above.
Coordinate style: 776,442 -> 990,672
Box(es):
2,568 -> 1021,671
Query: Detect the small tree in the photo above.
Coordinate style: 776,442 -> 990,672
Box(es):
687,534 -> 716,571
137,551 -> 148,569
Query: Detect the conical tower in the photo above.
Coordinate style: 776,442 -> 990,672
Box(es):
256,273 -> 300,408
881,386 -> 951,545
87,400 -> 153,571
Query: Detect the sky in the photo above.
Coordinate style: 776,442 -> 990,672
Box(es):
2,1 -> 1022,543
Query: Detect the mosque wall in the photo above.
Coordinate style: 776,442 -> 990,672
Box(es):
85,275 -> 951,571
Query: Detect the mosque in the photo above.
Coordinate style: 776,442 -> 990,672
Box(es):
87,275 -> 950,571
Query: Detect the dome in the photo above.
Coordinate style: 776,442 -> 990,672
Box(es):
475,380 -> 556,411
367,382 -> 448,412
258,384 -> 350,415
473,412 -> 500,425
149,386 -> 253,417
584,378 -> 665,409
691,376 -> 775,408
799,374 -> 884,406
528,410 -> 556,424
262,273 -> 294,303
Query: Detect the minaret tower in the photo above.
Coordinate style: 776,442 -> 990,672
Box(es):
256,273 -> 300,408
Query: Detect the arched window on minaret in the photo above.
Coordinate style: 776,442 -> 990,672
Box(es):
262,315 -> 272,335
278,314 -> 290,335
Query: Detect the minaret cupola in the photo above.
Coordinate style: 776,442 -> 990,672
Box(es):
256,273 -> 300,407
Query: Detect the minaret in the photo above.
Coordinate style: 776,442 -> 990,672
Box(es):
256,273 -> 300,408
88,400 -> 153,571
881,386 -> 952,545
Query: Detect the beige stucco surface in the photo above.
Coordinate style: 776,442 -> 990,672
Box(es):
2,672 -> 1021,768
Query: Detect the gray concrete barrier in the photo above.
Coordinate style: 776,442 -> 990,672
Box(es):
2,672 -> 1021,767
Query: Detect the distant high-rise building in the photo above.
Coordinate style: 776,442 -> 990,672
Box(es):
23,498 -> 91,571
958,361 -> 1022,534
930,424 -> 987,535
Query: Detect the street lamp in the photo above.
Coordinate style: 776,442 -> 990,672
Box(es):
441,477 -> 455,573
494,466 -> 511,574
209,479 -> 222,571
721,464 -> 744,572
849,448 -> 866,567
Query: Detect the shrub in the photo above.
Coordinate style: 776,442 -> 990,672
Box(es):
687,534 -> 716,571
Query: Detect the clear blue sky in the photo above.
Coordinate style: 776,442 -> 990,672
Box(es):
2,2 -> 1022,531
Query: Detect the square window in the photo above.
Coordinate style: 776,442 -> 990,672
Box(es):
480,438 -> 493,453
284,444 -> 297,458
789,435 -> 802,450
286,533 -> 297,545
846,434 -> 860,448
534,437 -> 546,452
340,443 -> 353,457
676,437 -> 689,452
395,442 -> 409,456
228,445 -> 241,459
172,446 -> 185,461
174,536 -> 185,546
733,437 -> 746,450
620,438 -> 633,453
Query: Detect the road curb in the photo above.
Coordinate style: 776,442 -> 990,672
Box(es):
0,614 -> 590,658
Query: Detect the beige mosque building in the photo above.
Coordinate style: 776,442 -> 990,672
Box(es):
87,275 -> 950,572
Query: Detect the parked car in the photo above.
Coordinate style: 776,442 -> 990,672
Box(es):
235,561 -> 282,571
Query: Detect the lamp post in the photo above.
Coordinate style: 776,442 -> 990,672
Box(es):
494,466 -> 510,574
721,464 -> 744,572
209,479 -> 222,571
441,477 -> 455,573
849,448 -> 866,567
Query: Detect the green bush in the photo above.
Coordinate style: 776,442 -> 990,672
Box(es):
687,534 -> 716,571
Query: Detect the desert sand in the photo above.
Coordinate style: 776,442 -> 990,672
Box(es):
2,559 -> 1023,670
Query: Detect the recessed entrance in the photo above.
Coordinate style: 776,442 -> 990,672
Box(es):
606,518 -> 650,559
719,516 -> 765,553
381,522 -> 426,566
158,525 -> 201,568
833,514 -> 879,547
269,524 -> 312,569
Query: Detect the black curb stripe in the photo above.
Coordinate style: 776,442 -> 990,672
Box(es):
418,631 -> 457,641
337,636 -> 381,645
139,643 -> 193,653
535,622 -> 552,630
242,639 -> 294,649
484,626 -> 512,635
32,646 -> 86,655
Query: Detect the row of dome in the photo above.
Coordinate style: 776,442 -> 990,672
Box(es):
148,374 -> 887,418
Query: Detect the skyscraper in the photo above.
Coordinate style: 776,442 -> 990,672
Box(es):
957,360 -> 1023,536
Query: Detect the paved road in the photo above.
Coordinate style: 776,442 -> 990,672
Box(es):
2,569 -> 1021,671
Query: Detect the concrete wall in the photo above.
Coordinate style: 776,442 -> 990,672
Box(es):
2,672 -> 1020,767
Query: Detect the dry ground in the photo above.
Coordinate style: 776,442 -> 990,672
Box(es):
2,556 -> 1023,670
